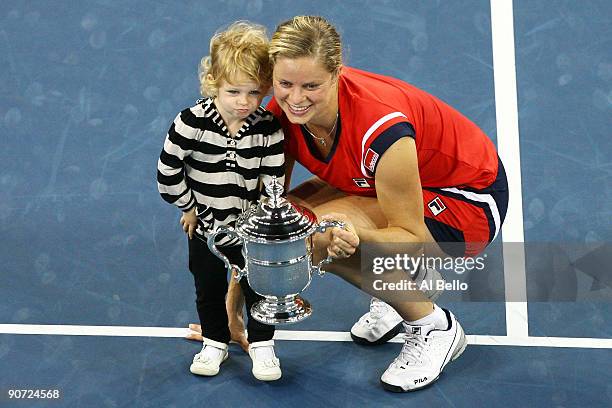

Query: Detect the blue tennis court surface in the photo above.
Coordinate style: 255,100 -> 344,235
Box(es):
1,0 -> 611,406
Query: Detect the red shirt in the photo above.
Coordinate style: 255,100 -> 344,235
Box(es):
267,66 -> 498,196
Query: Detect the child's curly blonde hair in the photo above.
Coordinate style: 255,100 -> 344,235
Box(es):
199,21 -> 272,97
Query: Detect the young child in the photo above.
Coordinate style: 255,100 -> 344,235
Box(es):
157,21 -> 285,381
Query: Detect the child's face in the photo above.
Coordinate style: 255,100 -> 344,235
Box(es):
215,74 -> 265,124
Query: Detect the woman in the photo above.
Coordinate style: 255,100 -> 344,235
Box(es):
264,15 -> 508,392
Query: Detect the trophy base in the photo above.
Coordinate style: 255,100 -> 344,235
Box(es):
250,295 -> 312,325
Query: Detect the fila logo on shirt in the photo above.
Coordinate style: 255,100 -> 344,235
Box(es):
364,148 -> 380,173
353,178 -> 371,188
428,196 -> 447,216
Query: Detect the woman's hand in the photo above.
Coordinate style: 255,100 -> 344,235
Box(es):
321,213 -> 360,259
180,207 -> 198,239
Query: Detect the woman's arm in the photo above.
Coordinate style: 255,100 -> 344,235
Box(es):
326,137 -> 431,258
359,137 -> 430,243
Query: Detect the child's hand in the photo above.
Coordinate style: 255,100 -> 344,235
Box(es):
180,207 -> 199,239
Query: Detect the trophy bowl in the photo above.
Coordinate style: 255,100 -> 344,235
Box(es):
206,177 -> 343,325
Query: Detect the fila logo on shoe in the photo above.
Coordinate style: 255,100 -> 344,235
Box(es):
353,178 -> 371,188
427,196 -> 446,216
414,377 -> 428,384
411,327 -> 421,335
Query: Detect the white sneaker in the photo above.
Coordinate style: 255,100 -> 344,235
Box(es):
248,340 -> 281,381
350,269 -> 444,346
380,309 -> 467,392
190,337 -> 229,376
350,298 -> 403,345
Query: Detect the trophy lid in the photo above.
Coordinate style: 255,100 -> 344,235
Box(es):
236,177 -> 317,242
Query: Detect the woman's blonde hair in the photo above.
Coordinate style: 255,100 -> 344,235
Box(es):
269,16 -> 342,75
199,21 -> 272,97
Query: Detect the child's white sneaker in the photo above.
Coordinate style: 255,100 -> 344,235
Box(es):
190,337 -> 229,376
248,340 -> 281,381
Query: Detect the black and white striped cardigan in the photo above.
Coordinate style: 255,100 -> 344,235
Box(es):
157,98 -> 285,246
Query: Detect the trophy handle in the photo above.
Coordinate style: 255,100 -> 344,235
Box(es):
312,220 -> 346,276
206,226 -> 246,280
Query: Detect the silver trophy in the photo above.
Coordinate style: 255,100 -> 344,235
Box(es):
207,177 -> 344,325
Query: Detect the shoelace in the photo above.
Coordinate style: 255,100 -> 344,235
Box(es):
395,332 -> 430,366
366,299 -> 388,322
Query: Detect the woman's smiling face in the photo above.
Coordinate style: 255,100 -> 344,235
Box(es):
272,56 -> 338,125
